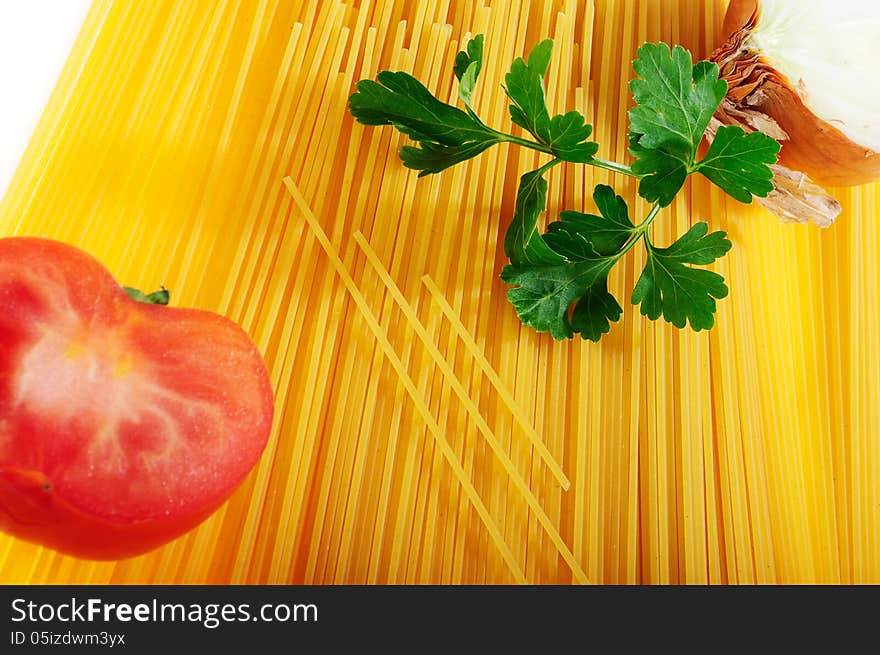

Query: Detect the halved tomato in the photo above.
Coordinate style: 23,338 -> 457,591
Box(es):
0,237 -> 273,559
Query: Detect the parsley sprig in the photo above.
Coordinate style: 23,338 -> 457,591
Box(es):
348,36 -> 780,341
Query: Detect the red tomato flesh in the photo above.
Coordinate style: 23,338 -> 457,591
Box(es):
0,238 -> 273,559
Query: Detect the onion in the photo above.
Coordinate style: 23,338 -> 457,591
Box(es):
710,0 -> 880,226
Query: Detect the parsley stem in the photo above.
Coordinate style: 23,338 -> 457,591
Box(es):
635,203 -> 662,231
493,129 -> 639,179
615,203 -> 661,259
494,131 -> 554,154
535,157 -> 563,176
589,157 -> 638,178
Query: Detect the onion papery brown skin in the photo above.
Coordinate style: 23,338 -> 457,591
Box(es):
722,0 -> 758,39
713,0 -> 880,189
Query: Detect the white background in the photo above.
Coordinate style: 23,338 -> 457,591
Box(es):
0,1 -> 91,199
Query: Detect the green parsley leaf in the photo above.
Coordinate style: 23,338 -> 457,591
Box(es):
570,283 -> 624,342
501,249 -> 617,341
629,135 -> 689,207
627,45 -> 778,209
454,34 -> 484,83
695,125 -> 780,203
629,44 -> 727,156
502,188 -> 633,341
631,222 -> 732,330
504,39 -> 554,143
503,168 -> 566,266
548,111 -> 599,163
399,140 -> 499,177
554,184 -> 635,256
349,70 -> 493,146
454,34 -> 484,115
628,43 -> 727,206
503,41 -> 597,163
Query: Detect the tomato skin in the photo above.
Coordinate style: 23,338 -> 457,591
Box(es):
0,238 -> 274,559
0,467 -> 220,560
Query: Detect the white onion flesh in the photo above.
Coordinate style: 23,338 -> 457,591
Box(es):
746,0 -> 880,153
